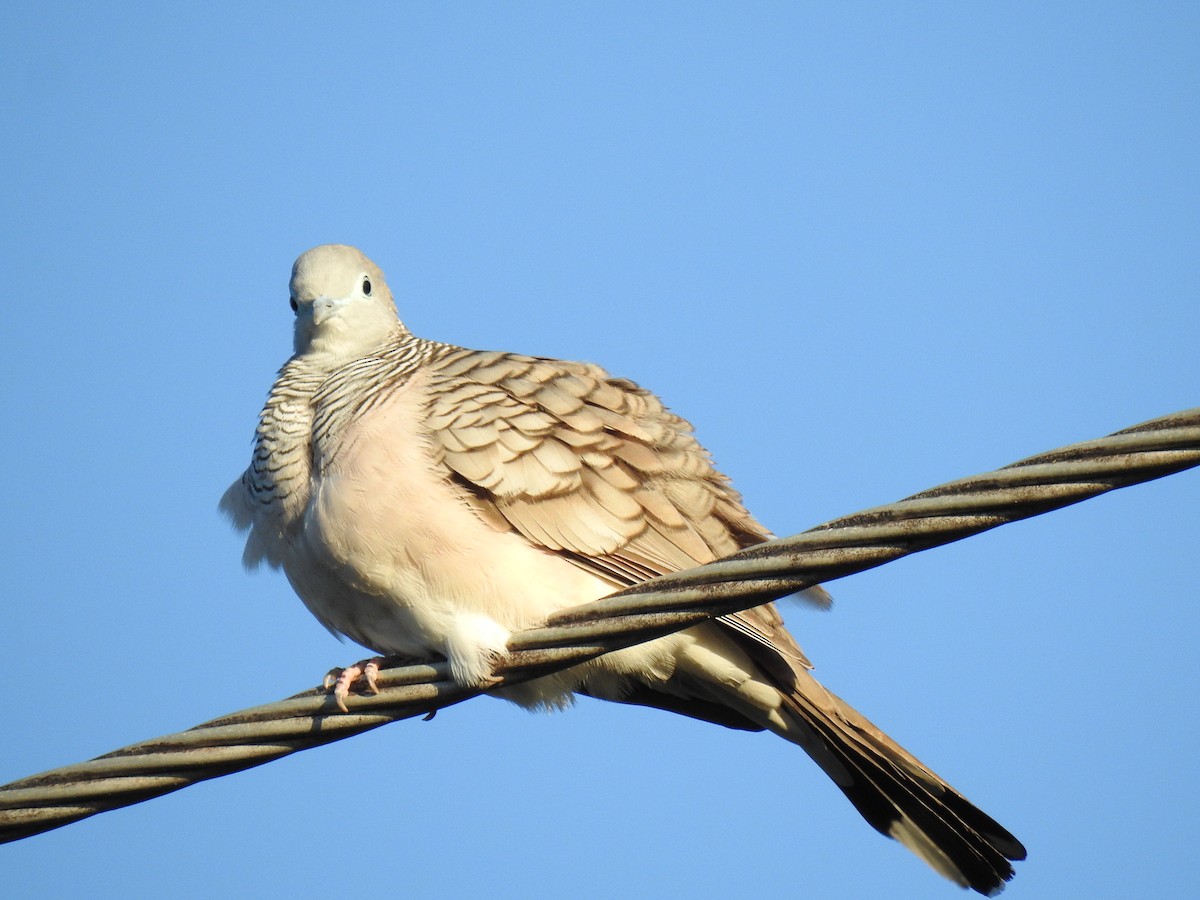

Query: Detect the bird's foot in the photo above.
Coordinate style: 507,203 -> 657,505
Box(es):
323,657 -> 385,712
446,614 -> 511,691
448,648 -> 507,691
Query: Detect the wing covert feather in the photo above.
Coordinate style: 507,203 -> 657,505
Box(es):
422,347 -> 823,671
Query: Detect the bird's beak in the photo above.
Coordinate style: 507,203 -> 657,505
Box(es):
312,296 -> 341,326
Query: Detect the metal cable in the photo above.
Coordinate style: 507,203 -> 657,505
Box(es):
2,407 -> 1197,844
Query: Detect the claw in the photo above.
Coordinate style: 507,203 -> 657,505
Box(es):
478,672 -> 503,690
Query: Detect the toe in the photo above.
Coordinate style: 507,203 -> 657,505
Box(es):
331,664 -> 362,712
362,657 -> 383,695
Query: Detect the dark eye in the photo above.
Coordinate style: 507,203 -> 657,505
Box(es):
362,277 -> 372,296
289,297 -> 298,312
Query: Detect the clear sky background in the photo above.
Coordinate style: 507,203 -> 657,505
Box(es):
2,4 -> 1197,899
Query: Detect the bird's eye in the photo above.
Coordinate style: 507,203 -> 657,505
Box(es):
362,277 -> 372,296
289,297 -> 298,313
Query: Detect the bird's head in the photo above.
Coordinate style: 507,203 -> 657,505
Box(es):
289,244 -> 403,363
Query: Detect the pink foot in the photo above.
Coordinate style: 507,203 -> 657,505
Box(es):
323,657 -> 384,712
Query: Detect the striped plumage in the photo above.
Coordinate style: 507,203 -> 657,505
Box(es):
222,244 -> 1025,894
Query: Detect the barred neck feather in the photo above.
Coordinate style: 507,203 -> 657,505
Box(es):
243,359 -> 325,525
249,330 -> 450,517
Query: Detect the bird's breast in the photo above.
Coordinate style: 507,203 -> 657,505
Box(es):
295,370 -> 608,655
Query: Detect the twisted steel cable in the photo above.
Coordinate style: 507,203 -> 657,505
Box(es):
2,407 -> 1197,844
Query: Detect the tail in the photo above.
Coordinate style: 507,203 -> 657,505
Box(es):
772,669 -> 1026,895
581,626 -> 1025,894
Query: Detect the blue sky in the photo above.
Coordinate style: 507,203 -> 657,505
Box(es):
2,4 -> 1197,898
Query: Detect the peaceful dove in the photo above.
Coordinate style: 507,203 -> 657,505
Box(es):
222,244 -> 1025,894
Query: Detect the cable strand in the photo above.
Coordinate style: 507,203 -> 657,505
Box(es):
2,407 -> 1196,844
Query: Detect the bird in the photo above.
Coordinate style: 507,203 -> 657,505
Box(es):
222,243 -> 1025,895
